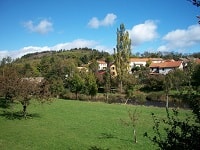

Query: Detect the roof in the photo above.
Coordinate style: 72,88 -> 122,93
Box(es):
129,58 -> 149,62
196,58 -> 200,64
97,60 -> 107,64
129,57 -> 163,62
150,58 -> 163,61
149,61 -> 182,68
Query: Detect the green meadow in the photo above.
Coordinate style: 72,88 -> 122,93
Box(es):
0,99 -> 191,150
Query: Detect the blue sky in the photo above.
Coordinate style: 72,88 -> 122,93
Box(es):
1,0 -> 200,59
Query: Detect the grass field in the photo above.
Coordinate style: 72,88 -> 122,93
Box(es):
0,99 -> 191,150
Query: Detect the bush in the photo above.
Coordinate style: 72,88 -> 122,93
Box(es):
134,91 -> 146,104
107,94 -> 125,104
146,92 -> 165,102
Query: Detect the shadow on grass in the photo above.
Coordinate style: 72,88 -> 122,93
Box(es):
98,132 -> 133,144
0,97 -> 12,109
88,146 -> 109,150
0,110 -> 41,120
98,133 -> 117,139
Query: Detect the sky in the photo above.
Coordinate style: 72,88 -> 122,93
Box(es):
1,0 -> 200,60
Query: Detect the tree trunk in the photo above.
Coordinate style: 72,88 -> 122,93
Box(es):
133,129 -> 137,143
166,93 -> 169,109
76,91 -> 78,100
23,104 -> 27,118
125,98 -> 129,104
120,80 -> 123,93
105,92 -> 108,103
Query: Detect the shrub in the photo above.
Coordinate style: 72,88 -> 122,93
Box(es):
146,92 -> 165,102
134,91 -> 146,104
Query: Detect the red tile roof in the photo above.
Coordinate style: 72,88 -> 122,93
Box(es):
149,61 -> 182,68
196,58 -> 200,64
97,60 -> 106,64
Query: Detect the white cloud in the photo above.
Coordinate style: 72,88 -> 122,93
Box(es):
157,24 -> 200,52
52,39 -> 98,50
0,50 -> 9,60
128,20 -> 158,45
0,39 -> 112,60
23,19 -> 53,34
88,13 -> 117,28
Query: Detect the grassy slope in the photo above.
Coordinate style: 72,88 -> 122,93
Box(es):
0,99 -> 191,150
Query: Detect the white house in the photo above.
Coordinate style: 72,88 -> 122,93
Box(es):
129,58 -> 164,73
97,60 -> 107,70
129,58 -> 149,68
149,61 -> 183,75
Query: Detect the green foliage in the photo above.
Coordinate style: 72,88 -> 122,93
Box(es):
114,23 -> 131,93
142,74 -> 164,91
0,64 -> 51,118
68,73 -> 84,99
0,65 -> 20,102
192,64 -> 200,87
146,91 -> 165,102
89,60 -> 99,73
144,108 -> 200,150
84,72 -> 98,99
145,89 -> 200,150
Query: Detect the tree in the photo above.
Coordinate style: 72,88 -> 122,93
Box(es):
0,57 -> 12,77
0,64 -> 51,118
142,74 -> 164,91
163,73 -> 173,108
114,23 -> 131,93
17,79 -> 37,118
168,69 -> 187,92
84,72 -> 98,100
89,59 -> 99,73
121,109 -> 138,143
68,73 -> 84,100
144,66 -> 200,149
20,63 -> 35,77
192,64 -> 200,87
0,65 -> 19,102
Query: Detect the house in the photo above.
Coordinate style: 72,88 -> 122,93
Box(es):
150,58 -> 164,63
97,60 -> 107,70
77,66 -> 88,72
129,58 -> 164,73
129,58 -> 149,68
195,58 -> 200,64
109,63 -> 117,77
149,61 -> 183,75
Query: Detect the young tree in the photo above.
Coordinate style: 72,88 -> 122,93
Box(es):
84,72 -> 98,100
68,73 -> 84,100
114,23 -> 131,93
121,109 -> 138,143
17,79 -> 37,118
163,73 -> 173,108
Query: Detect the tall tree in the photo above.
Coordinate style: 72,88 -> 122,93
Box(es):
114,23 -> 131,93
